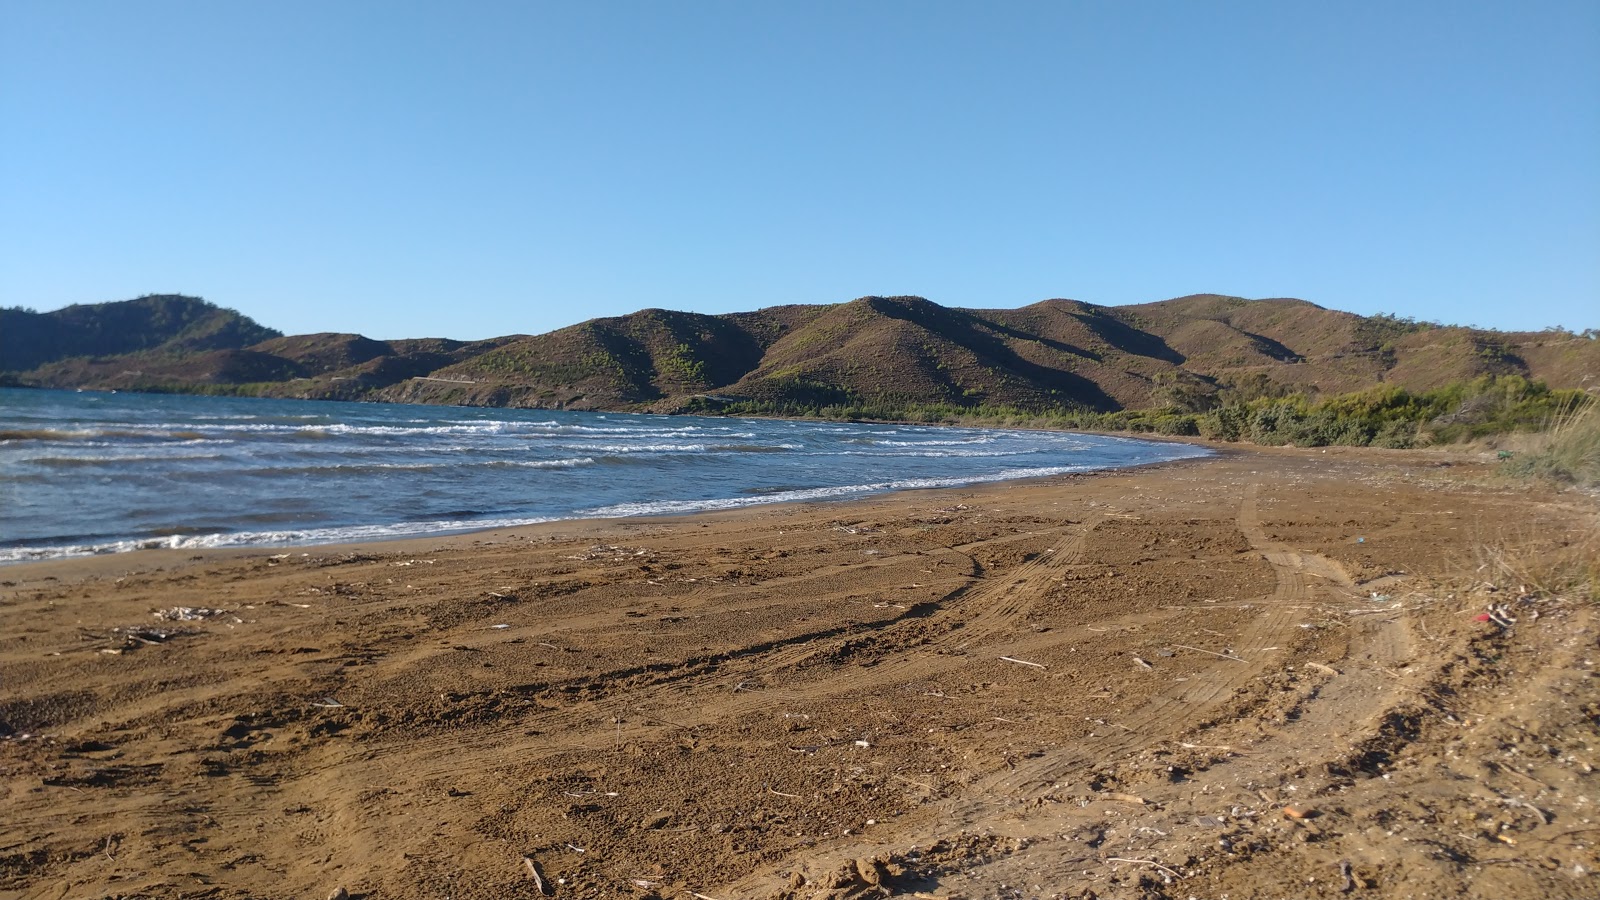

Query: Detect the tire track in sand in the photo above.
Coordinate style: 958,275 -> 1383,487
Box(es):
911,483 -> 1362,811
328,520 -> 1102,782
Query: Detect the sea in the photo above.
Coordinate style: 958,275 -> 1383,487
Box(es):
0,388 -> 1210,564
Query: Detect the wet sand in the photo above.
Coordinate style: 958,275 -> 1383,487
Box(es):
2,446 -> 1596,900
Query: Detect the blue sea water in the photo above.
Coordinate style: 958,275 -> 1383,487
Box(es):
0,388 -> 1209,563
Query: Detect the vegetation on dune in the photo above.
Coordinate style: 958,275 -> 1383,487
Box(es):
1502,393 -> 1600,489
686,374 -> 1594,452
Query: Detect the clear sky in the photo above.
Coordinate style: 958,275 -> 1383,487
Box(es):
3,1 -> 1596,340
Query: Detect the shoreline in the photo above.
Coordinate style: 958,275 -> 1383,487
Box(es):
1,452 -> 1229,587
1,437 -> 1222,576
6,444 -> 1589,900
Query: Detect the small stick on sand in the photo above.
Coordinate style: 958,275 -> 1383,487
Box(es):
999,656 -> 1045,669
1179,741 -> 1243,753
1172,644 -> 1245,662
523,855 -> 552,895
1133,657 -> 1153,670
767,785 -> 802,798
1104,857 -> 1181,879
1101,792 -> 1147,806
1305,662 -> 1341,676
686,892 -> 723,900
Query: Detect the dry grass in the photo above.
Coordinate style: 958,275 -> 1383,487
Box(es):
1504,393 -> 1600,489
1471,519 -> 1599,604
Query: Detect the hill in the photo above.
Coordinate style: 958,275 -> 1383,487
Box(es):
0,295 -> 281,375
3,293 -> 1595,420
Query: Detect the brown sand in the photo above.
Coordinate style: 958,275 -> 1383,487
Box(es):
2,447 -> 1596,900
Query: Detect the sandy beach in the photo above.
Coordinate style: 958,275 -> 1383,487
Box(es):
2,446 -> 1596,900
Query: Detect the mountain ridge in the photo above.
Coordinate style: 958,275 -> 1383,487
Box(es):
3,293 -> 1594,414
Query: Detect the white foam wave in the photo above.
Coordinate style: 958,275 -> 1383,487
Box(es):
242,457 -> 598,476
578,465 -> 1097,519
875,437 -> 997,447
0,514 -> 565,564
501,457 -> 596,469
563,443 -> 709,453
25,451 -> 232,466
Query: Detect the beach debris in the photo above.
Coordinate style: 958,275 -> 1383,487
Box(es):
1180,741 -> 1243,753
1172,644 -> 1246,662
522,855 -> 552,895
1104,857 -> 1182,880
1132,656 -> 1154,670
999,655 -> 1046,669
328,888 -> 349,900
565,544 -> 654,562
1338,860 -> 1355,893
1283,805 -> 1315,820
854,739 -> 871,749
153,606 -> 227,621
1102,792 -> 1148,806
489,623 -> 511,629
1304,662 -> 1341,676
1484,603 -> 1517,627
311,698 -> 345,708
108,626 -> 195,650
1369,592 -> 1393,602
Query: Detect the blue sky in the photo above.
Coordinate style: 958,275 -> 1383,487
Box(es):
3,1 -> 1596,339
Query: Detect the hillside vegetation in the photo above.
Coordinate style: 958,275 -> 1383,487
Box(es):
3,293 -> 1595,447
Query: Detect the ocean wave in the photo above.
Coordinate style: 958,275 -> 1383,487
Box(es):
707,443 -> 801,453
496,458 -> 596,469
234,457 -> 598,476
874,437 -> 997,447
827,448 -> 1038,459
25,452 -> 232,467
577,464 -> 1098,519
0,513 -> 565,564
562,443 -> 710,453
0,428 -> 108,442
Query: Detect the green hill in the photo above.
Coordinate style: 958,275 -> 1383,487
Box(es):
0,295 -> 281,374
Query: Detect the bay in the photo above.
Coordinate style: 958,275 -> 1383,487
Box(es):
0,388 -> 1208,563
